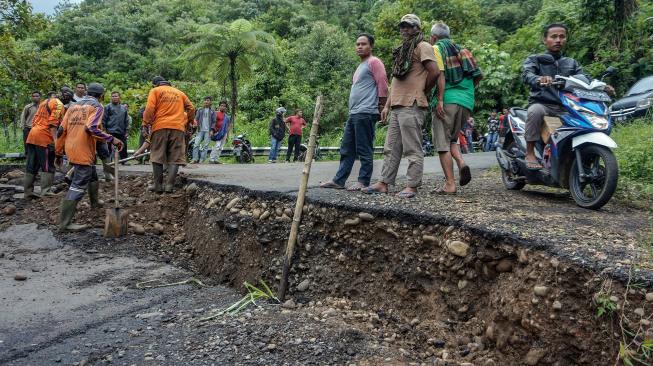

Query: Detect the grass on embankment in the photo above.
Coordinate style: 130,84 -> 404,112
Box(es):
611,118 -> 653,211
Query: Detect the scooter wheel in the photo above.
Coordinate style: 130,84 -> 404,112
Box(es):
501,168 -> 525,190
569,145 -> 618,210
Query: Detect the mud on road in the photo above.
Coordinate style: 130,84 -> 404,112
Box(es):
0,166 -> 652,365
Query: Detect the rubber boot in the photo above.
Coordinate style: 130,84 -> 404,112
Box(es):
148,163 -> 164,194
58,200 -> 89,232
102,159 -> 113,182
89,181 -> 104,208
164,164 -> 179,193
40,172 -> 56,196
23,173 -> 39,200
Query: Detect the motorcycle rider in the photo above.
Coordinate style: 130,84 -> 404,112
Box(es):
522,23 -> 614,170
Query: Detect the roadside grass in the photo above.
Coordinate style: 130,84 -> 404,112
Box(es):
611,118 -> 653,211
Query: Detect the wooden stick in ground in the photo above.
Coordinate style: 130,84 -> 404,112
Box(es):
278,95 -> 323,301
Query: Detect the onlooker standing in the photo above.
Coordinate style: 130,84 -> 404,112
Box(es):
191,96 -> 216,163
73,82 -> 86,102
499,107 -> 509,135
208,100 -> 231,164
486,111 -> 500,151
268,107 -> 286,163
103,91 -> 130,161
320,33 -> 388,191
24,90 -> 65,199
463,116 -> 475,153
364,14 -> 440,198
20,91 -> 41,148
142,76 -> 195,193
285,109 -> 306,162
55,82 -> 124,232
430,21 -> 482,194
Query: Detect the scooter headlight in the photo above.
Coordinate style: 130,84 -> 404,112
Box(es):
588,116 -> 609,130
567,100 -> 608,130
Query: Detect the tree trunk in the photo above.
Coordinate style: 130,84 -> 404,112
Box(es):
229,56 -> 238,133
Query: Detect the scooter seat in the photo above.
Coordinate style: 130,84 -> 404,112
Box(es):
510,107 -> 528,122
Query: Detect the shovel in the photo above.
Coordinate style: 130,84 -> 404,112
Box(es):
103,152 -> 150,176
104,149 -> 128,237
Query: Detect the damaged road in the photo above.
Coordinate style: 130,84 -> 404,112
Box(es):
0,157 -> 652,365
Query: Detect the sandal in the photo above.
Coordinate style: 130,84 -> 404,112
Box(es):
459,165 -> 471,186
526,160 -> 543,170
362,186 -> 387,195
319,181 -> 344,189
396,190 -> 416,199
346,182 -> 367,191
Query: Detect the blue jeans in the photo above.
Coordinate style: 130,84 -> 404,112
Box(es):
465,131 -> 474,152
333,113 -> 377,186
486,132 -> 498,151
192,131 -> 211,162
269,136 -> 282,161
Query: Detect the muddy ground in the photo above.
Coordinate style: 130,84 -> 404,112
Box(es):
1,166 -> 652,365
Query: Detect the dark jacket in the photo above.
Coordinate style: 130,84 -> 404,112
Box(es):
103,103 -> 129,135
269,115 -> 285,141
194,107 -> 217,131
522,52 -> 584,106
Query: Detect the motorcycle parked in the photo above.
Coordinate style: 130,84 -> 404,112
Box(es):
232,133 -> 254,163
422,134 -> 434,156
298,136 -> 322,162
495,63 -> 618,210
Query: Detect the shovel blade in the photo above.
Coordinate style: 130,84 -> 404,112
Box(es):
104,207 -> 129,237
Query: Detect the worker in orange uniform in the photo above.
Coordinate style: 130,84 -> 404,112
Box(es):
55,83 -> 124,232
24,90 -> 65,199
142,76 -> 195,193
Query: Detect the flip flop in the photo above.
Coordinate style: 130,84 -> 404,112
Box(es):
396,191 -> 416,199
319,181 -> 344,189
526,161 -> 543,170
431,187 -> 457,195
346,182 -> 367,191
459,165 -> 472,186
362,186 -> 387,195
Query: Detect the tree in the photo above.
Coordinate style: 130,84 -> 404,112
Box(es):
180,19 -> 276,129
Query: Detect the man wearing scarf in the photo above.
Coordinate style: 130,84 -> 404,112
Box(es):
363,14 -> 440,198
430,22 -> 483,194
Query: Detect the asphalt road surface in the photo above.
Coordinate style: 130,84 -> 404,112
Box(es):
122,152 -> 498,192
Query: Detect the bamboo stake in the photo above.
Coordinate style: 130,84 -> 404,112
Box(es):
278,95 -> 323,301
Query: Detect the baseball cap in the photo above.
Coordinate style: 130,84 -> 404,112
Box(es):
152,76 -> 167,86
399,14 -> 421,28
275,107 -> 287,114
87,82 -> 105,95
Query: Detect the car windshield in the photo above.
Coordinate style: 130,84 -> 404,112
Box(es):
627,76 -> 653,96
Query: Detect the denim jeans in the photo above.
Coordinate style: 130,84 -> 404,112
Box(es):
486,132 -> 498,151
269,136 -> 282,161
333,113 -> 377,187
192,130 -> 211,162
465,131 -> 474,152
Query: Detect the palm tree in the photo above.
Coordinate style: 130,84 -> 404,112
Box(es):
181,19 -> 277,130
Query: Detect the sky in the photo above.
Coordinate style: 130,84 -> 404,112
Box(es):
30,0 -> 81,15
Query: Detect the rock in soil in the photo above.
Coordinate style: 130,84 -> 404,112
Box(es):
447,240 -> 469,257
3,204 -> 16,215
14,273 -> 27,281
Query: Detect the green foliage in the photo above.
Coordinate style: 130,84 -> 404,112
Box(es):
595,293 -> 617,318
612,118 -> 653,185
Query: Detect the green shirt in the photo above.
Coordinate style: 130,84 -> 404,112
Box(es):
433,46 -> 475,112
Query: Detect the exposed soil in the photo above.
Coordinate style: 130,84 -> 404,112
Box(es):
1,165 -> 652,365
186,178 -> 653,365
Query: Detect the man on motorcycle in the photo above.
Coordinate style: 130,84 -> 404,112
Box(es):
522,24 -> 613,170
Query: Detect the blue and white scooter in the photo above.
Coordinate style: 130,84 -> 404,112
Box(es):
496,66 -> 618,210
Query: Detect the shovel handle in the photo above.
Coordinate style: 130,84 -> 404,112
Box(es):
114,149 -> 119,209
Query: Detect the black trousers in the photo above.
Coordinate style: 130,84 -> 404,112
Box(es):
25,143 -> 55,175
286,134 -> 301,162
23,127 -> 30,151
65,164 -> 98,201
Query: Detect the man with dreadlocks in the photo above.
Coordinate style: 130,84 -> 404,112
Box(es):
363,14 -> 440,198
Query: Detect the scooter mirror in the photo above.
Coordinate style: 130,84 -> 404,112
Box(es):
600,66 -> 617,80
536,53 -> 556,65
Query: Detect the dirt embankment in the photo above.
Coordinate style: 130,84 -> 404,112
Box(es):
185,181 -> 653,365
